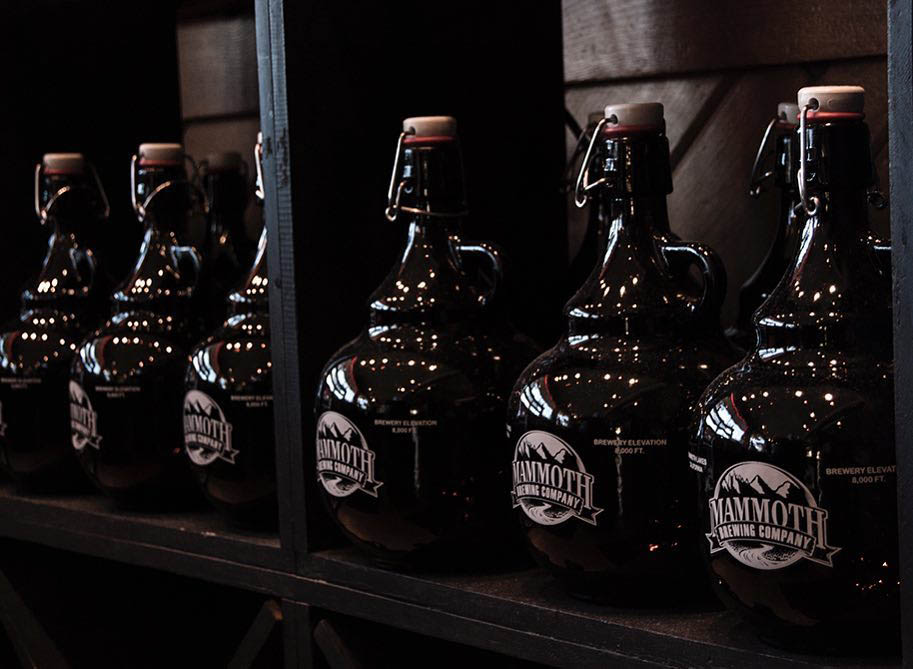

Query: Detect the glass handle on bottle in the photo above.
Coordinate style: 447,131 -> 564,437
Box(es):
69,247 -> 97,287
660,241 -> 727,318
457,241 -> 504,307
170,245 -> 203,287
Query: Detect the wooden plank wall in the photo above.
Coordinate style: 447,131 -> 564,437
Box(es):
563,0 -> 889,325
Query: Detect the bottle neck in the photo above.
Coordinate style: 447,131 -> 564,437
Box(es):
397,139 -> 467,216
755,184 -> 889,351
135,164 -> 187,227
205,169 -> 248,240
565,195 -> 693,335
369,216 -> 473,322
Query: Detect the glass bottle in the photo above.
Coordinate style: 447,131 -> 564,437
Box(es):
690,86 -> 898,649
0,154 -> 110,490
70,143 -> 205,507
199,152 -> 252,330
184,134 -> 276,528
314,116 -> 532,568
732,102 -> 802,349
507,103 -> 735,603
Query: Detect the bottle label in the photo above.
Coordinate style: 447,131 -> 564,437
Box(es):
511,430 -> 602,526
316,411 -> 382,498
183,390 -> 238,466
70,381 -> 101,451
706,461 -> 841,570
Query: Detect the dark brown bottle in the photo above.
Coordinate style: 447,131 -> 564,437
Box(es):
731,102 -> 802,349
507,103 -> 735,603
70,143 -> 205,507
314,116 -> 533,568
690,86 -> 898,650
0,154 -> 110,490
199,152 -> 253,330
184,135 -> 275,528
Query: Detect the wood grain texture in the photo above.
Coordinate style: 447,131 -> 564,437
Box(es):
563,0 -> 886,83
888,0 -> 913,659
178,14 -> 259,120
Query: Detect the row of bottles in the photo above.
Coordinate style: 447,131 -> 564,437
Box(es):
313,86 -> 897,651
0,138 -> 277,528
0,85 -> 895,651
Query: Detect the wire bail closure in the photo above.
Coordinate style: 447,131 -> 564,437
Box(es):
254,132 -> 266,203
131,152 -> 202,222
573,116 -> 611,208
383,128 -> 468,221
797,102 -> 820,217
748,116 -> 778,198
34,160 -> 110,225
385,128 -> 415,221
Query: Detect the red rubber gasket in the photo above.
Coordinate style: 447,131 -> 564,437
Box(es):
403,135 -> 455,145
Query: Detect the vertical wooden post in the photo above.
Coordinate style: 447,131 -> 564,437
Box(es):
888,0 -> 913,663
255,0 -> 310,566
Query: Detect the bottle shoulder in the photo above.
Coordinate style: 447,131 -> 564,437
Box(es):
694,350 -> 894,452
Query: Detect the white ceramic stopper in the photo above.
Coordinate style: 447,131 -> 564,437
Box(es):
777,102 -> 799,123
138,143 -> 184,163
42,153 -> 85,173
402,116 -> 457,138
603,102 -> 664,127
797,86 -> 865,114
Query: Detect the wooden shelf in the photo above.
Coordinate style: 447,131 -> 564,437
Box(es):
0,483 -> 895,667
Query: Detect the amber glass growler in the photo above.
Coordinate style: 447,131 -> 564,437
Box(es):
731,102 -> 802,349
690,86 -> 898,649
507,103 -> 735,603
314,116 -> 531,568
198,151 -> 252,330
0,154 -> 110,490
184,134 -> 275,528
71,143 -> 206,506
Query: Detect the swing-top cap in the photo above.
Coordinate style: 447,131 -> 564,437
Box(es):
797,86 -> 865,115
204,151 -> 244,172
402,116 -> 457,139
777,102 -> 800,124
603,102 -> 664,130
138,143 -> 184,165
42,153 -> 85,174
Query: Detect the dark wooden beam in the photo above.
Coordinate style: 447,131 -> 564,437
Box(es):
888,0 -> 913,663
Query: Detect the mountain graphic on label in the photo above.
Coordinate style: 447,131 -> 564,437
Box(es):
707,461 -> 840,570
512,430 -> 601,526
183,390 -> 237,465
316,411 -> 383,498
70,380 -> 101,451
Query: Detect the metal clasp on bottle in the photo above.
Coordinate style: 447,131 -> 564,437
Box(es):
34,160 -> 110,225
748,116 -> 778,198
384,128 -> 467,221
572,115 -> 612,208
130,152 -> 203,222
254,132 -> 266,203
796,101 -> 821,216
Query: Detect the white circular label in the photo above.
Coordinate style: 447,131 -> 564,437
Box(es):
315,411 -> 382,498
511,430 -> 602,526
69,381 -> 100,451
706,461 -> 840,570
183,390 -> 237,466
